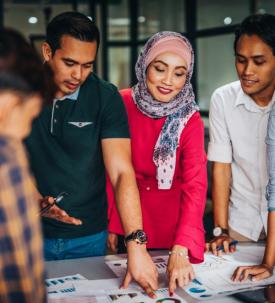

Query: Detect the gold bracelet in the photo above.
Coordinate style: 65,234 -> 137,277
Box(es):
168,250 -> 189,259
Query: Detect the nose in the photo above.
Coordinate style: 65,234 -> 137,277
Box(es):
243,61 -> 255,76
72,66 -> 82,81
162,71 -> 173,86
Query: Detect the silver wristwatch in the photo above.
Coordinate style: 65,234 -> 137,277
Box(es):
213,226 -> 229,237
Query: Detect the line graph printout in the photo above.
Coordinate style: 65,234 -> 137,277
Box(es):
192,254 -> 233,274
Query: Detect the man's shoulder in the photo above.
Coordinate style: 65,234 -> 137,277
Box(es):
211,80 -> 242,108
82,74 -> 119,97
213,80 -> 241,97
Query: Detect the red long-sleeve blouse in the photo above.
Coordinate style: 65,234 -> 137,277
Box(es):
107,88 -> 207,263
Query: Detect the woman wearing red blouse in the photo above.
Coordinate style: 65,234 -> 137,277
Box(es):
107,31 -> 207,293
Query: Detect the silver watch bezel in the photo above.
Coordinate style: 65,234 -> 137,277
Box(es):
213,226 -> 222,237
213,226 -> 228,237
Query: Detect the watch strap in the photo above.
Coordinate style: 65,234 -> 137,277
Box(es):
213,226 -> 229,237
220,228 -> 229,235
124,229 -> 147,244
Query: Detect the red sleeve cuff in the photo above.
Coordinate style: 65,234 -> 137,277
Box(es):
174,226 -> 205,264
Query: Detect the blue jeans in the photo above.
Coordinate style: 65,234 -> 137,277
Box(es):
44,230 -> 107,261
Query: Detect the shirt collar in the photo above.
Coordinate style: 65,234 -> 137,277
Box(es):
234,86 -> 275,113
54,86 -> 80,102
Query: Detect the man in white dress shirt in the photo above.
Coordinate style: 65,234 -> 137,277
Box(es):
207,13 -> 275,273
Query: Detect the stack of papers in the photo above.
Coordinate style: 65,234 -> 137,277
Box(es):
46,245 -> 275,302
47,277 -> 186,302
105,246 -> 275,301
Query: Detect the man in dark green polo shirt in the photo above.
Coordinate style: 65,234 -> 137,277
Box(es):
25,12 -> 158,298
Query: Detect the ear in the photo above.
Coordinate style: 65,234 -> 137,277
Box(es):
42,42 -> 52,63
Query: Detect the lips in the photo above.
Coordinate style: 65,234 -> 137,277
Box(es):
157,86 -> 173,95
65,81 -> 80,90
241,79 -> 258,86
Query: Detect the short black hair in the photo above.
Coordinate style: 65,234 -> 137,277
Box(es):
0,28 -> 56,103
46,11 -> 100,55
234,14 -> 275,55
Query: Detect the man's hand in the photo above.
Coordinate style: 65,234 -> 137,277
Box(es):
205,235 -> 236,256
167,245 -> 195,295
39,196 -> 82,225
120,242 -> 158,298
107,232 -> 118,253
232,264 -> 273,282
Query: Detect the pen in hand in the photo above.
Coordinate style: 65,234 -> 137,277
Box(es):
216,240 -> 238,252
40,192 -> 68,215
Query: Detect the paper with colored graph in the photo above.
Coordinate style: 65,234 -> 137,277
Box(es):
46,274 -> 87,295
106,255 -> 168,277
72,278 -> 186,302
48,278 -> 186,302
185,246 -> 275,300
105,246 -> 275,300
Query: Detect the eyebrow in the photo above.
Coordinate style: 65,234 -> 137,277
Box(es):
236,53 -> 266,59
62,57 -> 95,65
153,60 -> 187,70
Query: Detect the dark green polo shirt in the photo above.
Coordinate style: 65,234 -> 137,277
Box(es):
25,74 -> 129,238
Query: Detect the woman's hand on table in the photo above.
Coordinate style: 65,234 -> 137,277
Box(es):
107,232 -> 118,253
167,245 -> 195,295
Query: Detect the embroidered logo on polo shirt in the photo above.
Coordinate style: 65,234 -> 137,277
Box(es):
68,122 -> 93,128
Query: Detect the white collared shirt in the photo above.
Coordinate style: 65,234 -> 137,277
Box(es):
208,81 -> 275,241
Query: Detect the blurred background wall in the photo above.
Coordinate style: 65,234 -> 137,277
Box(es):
1,0 -> 274,117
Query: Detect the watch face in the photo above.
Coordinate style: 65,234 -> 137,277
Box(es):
136,230 -> 147,243
125,229 -> 148,244
213,227 -> 222,237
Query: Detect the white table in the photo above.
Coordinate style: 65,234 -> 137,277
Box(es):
46,250 -> 244,303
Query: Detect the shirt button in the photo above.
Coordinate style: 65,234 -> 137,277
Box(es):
56,104 -> 59,109
54,119 -> 57,123
146,187 -> 150,191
